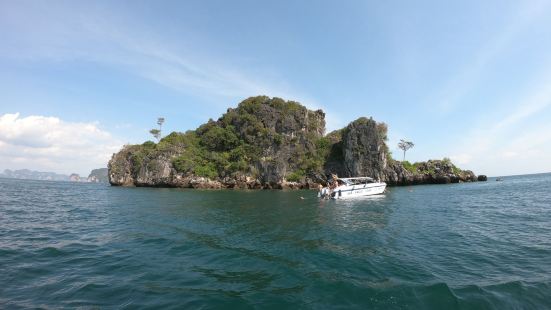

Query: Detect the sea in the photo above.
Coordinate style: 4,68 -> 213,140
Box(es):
1,173 -> 550,309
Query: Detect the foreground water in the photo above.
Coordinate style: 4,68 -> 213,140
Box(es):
1,174 -> 550,309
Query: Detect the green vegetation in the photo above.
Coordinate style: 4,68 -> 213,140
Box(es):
121,96 -> 327,180
442,157 -> 462,174
149,129 -> 161,141
116,96 -> 467,184
400,158 -> 463,176
323,129 -> 344,162
402,160 -> 420,174
286,170 -> 305,182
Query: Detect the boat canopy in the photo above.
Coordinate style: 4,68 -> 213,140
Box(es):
337,177 -> 374,181
337,177 -> 375,185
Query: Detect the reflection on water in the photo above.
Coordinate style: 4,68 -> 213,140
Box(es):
320,194 -> 390,232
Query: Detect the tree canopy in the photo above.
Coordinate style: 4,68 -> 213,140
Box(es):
398,139 -> 414,161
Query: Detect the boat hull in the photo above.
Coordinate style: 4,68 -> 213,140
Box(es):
319,182 -> 386,199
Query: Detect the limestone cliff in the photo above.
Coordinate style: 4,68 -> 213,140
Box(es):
322,117 -> 389,180
320,117 -> 477,185
108,96 -> 479,189
383,160 -> 477,185
109,96 -> 326,189
87,168 -> 109,183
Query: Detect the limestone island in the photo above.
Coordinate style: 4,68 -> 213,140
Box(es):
108,96 -> 482,189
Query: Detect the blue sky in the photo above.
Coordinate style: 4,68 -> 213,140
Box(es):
1,0 -> 551,176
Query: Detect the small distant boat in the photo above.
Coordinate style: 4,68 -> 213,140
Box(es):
318,177 -> 386,199
496,178 -> 504,181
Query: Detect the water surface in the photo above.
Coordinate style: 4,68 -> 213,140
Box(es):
1,174 -> 550,309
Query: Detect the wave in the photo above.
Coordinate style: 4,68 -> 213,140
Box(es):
350,280 -> 551,309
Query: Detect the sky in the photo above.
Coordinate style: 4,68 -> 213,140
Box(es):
1,0 -> 551,177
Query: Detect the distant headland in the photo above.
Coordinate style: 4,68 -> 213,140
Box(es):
108,96 -> 484,189
1,168 -> 108,183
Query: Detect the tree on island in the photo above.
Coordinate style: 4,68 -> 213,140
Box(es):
398,139 -> 414,161
149,117 -> 165,142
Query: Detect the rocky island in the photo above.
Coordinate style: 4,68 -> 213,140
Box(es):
108,96 -> 479,189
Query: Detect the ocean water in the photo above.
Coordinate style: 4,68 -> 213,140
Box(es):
1,174 -> 550,309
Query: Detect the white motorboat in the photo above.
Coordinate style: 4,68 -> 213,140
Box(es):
318,177 -> 386,199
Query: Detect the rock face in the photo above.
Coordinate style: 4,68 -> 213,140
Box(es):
341,118 -> 388,180
108,96 -> 478,189
225,98 -> 325,187
478,175 -> 488,181
108,147 -> 139,186
322,118 -> 389,180
109,96 -> 326,189
382,160 -> 477,186
87,168 -> 109,183
320,117 -> 476,186
108,141 -> 194,188
69,173 -> 81,182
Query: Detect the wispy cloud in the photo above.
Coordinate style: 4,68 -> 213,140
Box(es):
0,1 -> 330,117
431,0 -> 551,114
450,72 -> 551,175
0,1 -> 348,174
493,87 -> 551,130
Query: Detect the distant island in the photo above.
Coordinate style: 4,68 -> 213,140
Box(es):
108,96 -> 485,189
87,168 -> 109,183
1,168 -> 109,183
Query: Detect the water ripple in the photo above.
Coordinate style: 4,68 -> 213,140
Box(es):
1,174 -> 551,308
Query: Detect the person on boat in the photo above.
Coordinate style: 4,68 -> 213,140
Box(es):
317,184 -> 325,199
329,174 -> 338,188
327,173 -> 338,197
318,173 -> 338,199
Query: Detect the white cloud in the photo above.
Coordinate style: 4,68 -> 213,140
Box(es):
501,151 -> 518,159
0,113 -> 122,175
450,153 -> 473,165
